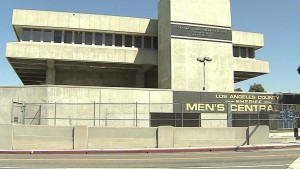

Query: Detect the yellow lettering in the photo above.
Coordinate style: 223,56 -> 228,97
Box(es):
186,103 -> 197,111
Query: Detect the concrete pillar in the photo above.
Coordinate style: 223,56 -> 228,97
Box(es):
135,71 -> 145,88
46,60 -> 56,85
74,125 -> 88,149
158,126 -> 174,148
0,124 -> 13,150
248,125 -> 270,145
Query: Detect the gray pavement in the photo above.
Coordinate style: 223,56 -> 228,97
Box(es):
0,149 -> 299,168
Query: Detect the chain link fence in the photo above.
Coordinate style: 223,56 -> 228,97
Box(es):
11,101 -> 300,130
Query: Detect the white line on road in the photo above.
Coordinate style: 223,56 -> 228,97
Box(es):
186,164 -> 290,168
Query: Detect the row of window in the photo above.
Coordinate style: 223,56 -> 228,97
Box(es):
233,46 -> 255,58
21,28 -> 158,49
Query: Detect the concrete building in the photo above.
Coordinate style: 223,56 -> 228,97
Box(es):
2,0 -> 286,128
8,0 -> 269,91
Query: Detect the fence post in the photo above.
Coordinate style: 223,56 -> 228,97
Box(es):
10,99 -> 14,123
93,101 -> 96,127
22,102 -> 26,124
258,111 -> 260,126
38,105 -> 42,125
227,102 -> 233,127
181,102 -> 184,127
135,102 -> 138,127
54,102 -> 57,126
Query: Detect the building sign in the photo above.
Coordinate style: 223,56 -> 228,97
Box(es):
173,92 -> 300,114
171,24 -> 232,41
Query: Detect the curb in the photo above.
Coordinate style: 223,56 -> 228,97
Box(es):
1,144 -> 300,154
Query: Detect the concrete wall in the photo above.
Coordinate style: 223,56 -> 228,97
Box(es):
55,69 -> 137,87
13,125 -> 73,150
170,39 -> 234,91
158,0 -> 172,89
13,9 -> 158,36
173,127 -> 247,147
6,43 -> 158,65
158,0 -> 235,92
88,127 -> 157,149
0,124 -> 269,150
0,86 -> 47,124
6,86 -> 173,127
170,0 -> 232,27
0,86 -> 174,126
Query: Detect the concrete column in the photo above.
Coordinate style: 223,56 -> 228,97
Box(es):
135,71 -> 145,88
74,125 -> 88,150
46,60 -> 56,85
0,124 -> 13,150
158,126 -> 174,148
248,125 -> 270,145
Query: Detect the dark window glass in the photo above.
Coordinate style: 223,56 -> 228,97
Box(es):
74,31 -> 83,44
144,36 -> 152,49
64,31 -> 72,44
43,30 -> 52,42
85,32 -> 93,45
95,33 -> 103,45
32,29 -> 41,42
233,46 -> 239,57
248,48 -> 255,58
134,36 -> 142,48
125,35 -> 132,47
54,30 -> 62,43
105,34 -> 113,46
240,47 -> 247,58
153,37 -> 158,49
115,34 -> 122,47
22,28 -> 31,41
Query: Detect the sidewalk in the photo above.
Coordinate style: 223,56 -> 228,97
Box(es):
1,143 -> 300,154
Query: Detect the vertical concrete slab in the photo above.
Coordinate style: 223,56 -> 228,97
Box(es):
248,125 -> 270,145
74,125 -> 88,149
46,60 -> 56,85
0,124 -> 13,150
158,126 -> 174,148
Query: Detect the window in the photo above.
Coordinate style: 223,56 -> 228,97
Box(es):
115,34 -> 122,47
153,37 -> 158,49
43,30 -> 52,42
240,47 -> 247,58
74,31 -> 83,44
125,35 -> 132,47
248,48 -> 255,58
144,36 -> 152,49
22,29 -> 31,41
85,32 -> 93,45
32,29 -> 41,42
233,47 -> 239,57
64,31 -> 72,44
134,35 -> 142,48
54,30 -> 62,43
105,34 -> 113,46
95,33 -> 103,45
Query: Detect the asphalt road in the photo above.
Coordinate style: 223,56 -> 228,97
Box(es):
0,149 -> 299,168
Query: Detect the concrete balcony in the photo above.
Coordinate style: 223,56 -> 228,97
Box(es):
6,42 -> 158,65
233,58 -> 269,83
232,31 -> 264,49
6,42 -> 158,86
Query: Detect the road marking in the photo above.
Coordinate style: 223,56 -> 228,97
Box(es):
186,164 -> 290,168
0,153 -> 299,161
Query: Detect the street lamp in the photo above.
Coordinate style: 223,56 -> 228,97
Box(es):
197,57 -> 212,91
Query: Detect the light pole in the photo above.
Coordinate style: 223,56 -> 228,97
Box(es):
197,57 -> 212,91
